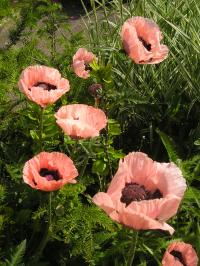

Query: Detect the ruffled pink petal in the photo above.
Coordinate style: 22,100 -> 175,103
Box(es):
55,104 -> 107,139
119,206 -> 174,234
127,198 -> 163,219
56,119 -> 99,138
93,192 -> 120,223
162,254 -> 183,266
162,242 -> 199,266
127,195 -> 181,222
73,48 -> 95,63
107,168 -> 126,202
121,16 -> 169,64
72,48 -> 96,79
18,65 -> 70,107
155,162 -> 186,198
110,152 -> 158,191
23,152 -> 78,191
93,192 -> 115,214
157,195 -> 182,221
93,151 -> 186,234
73,60 -> 90,79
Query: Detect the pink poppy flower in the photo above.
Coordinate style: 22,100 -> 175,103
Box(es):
162,242 -> 199,266
55,104 -> 107,139
72,48 -> 96,79
23,152 -> 78,191
121,16 -> 169,64
93,152 -> 186,234
18,65 -> 70,108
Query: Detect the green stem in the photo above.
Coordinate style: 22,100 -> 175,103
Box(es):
127,231 -> 139,266
31,192 -> 53,261
49,192 -> 52,231
39,107 -> 44,151
80,156 -> 89,178
103,128 -> 113,179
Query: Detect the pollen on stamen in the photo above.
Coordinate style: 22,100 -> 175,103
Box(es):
120,182 -> 163,206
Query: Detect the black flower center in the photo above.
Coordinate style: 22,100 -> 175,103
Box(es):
170,250 -> 187,266
120,182 -> 163,206
85,64 -> 92,71
30,82 -> 57,91
139,37 -> 151,51
39,168 -> 61,181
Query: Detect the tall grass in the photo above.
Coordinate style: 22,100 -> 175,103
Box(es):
81,0 -> 200,158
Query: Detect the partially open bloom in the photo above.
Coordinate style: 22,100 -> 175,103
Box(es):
18,65 -> 70,108
162,242 -> 199,266
72,48 -> 96,79
93,152 -> 186,234
55,104 -> 107,139
121,16 -> 169,64
23,152 -> 78,191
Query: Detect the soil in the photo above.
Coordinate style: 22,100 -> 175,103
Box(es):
0,0 -> 92,49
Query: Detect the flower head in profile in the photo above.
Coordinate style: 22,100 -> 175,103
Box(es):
162,242 -> 199,266
121,16 -> 169,64
55,104 -> 107,139
93,152 -> 186,234
18,65 -> 70,108
23,152 -> 78,191
72,48 -> 96,79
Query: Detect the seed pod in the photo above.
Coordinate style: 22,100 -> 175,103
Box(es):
88,83 -> 102,99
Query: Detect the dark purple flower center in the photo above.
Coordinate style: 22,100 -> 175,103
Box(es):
85,64 -> 92,71
120,182 -> 163,206
39,168 -> 61,181
139,37 -> 151,51
30,82 -> 57,91
170,250 -> 187,266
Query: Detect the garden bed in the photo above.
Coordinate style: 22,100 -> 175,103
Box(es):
0,0 -> 199,265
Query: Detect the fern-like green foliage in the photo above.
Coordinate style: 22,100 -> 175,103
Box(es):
5,240 -> 26,266
51,184 -> 117,265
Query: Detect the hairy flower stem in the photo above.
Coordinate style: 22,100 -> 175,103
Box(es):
49,192 -> 52,230
127,231 -> 139,266
104,126 -> 113,179
32,109 -> 53,261
94,98 -> 99,108
31,193 -> 53,261
39,107 -> 44,151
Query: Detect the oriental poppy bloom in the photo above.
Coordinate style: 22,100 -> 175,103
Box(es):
121,16 -> 169,64
93,152 -> 186,234
23,152 -> 78,191
18,65 -> 70,108
55,104 -> 107,139
162,242 -> 199,266
72,48 -> 96,79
